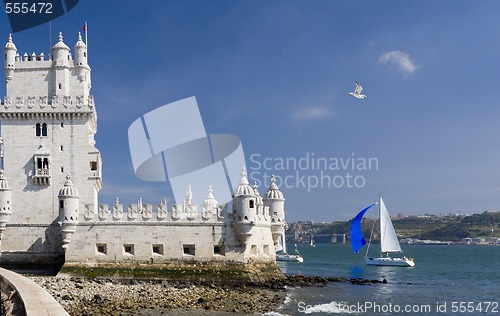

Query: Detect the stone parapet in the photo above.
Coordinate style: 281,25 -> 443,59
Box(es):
1,95 -> 95,114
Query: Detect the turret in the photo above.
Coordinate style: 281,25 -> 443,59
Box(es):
0,170 -> 12,247
51,32 -> 70,64
4,34 -> 17,82
58,175 -> 79,251
232,167 -> 256,243
263,175 -> 285,246
233,167 -> 257,222
51,32 -> 71,97
74,32 -> 89,81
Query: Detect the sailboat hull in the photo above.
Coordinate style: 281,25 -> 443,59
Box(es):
276,254 -> 304,263
365,256 -> 415,267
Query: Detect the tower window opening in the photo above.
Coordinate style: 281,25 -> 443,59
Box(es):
60,145 -> 63,152
41,123 -> 48,136
90,161 -> 98,171
123,244 -> 134,255
35,123 -> 41,136
58,83 -> 62,90
214,245 -> 225,256
37,158 -> 42,169
183,244 -> 195,256
60,122 -> 64,128
152,244 -> 164,255
96,243 -> 107,255
59,200 -> 64,209
84,52 -> 86,58
43,158 -> 49,169
60,167 -> 64,173
249,200 -> 254,208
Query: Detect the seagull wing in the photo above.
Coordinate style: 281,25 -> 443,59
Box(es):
354,81 -> 363,94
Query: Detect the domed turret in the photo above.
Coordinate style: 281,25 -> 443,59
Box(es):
51,32 -> 71,64
74,32 -> 89,81
264,175 -> 284,200
0,170 -> 12,247
203,186 -> 219,209
234,167 -> 254,196
263,175 -> 285,246
233,167 -> 257,243
58,175 -> 79,251
58,177 -> 79,198
4,34 -> 17,82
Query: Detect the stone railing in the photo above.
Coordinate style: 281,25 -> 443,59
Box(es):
83,200 -> 227,223
1,95 -> 94,113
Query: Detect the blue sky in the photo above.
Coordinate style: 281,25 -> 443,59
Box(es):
2,1 -> 500,221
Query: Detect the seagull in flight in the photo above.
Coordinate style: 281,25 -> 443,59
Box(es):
349,81 -> 367,99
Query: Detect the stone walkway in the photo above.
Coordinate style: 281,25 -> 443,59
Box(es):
0,267 -> 68,316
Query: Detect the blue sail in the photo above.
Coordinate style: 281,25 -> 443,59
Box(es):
350,203 -> 376,253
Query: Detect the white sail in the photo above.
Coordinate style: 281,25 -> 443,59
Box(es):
276,232 -> 283,252
282,230 -> 287,254
379,197 -> 402,253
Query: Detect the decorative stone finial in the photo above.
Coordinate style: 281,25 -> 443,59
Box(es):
185,185 -> 193,204
239,167 -> 249,185
270,174 -> 278,189
58,32 -> 63,42
207,186 -> 214,198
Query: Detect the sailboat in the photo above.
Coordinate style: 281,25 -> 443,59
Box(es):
351,197 -> 415,267
310,234 -> 316,247
276,230 -> 303,263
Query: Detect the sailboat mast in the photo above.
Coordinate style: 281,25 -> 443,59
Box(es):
379,196 -> 383,257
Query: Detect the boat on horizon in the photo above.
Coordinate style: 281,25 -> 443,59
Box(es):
310,234 -> 316,247
350,197 -> 415,267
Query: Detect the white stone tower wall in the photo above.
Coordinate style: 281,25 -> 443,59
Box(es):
1,116 -> 97,224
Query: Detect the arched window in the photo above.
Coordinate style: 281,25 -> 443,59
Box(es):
37,158 -> 42,169
43,158 -> 49,169
35,123 -> 41,136
42,123 -> 48,136
249,200 -> 254,208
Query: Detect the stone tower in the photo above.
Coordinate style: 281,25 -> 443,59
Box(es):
0,33 -> 101,266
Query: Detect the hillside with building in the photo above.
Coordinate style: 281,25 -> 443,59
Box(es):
286,211 -> 500,245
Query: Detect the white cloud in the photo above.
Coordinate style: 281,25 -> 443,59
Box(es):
379,50 -> 419,75
290,105 -> 334,122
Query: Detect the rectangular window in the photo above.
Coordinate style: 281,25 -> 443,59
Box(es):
250,245 -> 257,256
123,244 -> 134,255
152,244 -> 164,255
90,161 -> 98,171
214,245 -> 225,256
60,122 -> 64,128
60,145 -> 63,152
60,167 -> 64,173
183,244 -> 195,256
59,200 -> 64,209
263,245 -> 270,256
96,243 -> 107,255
